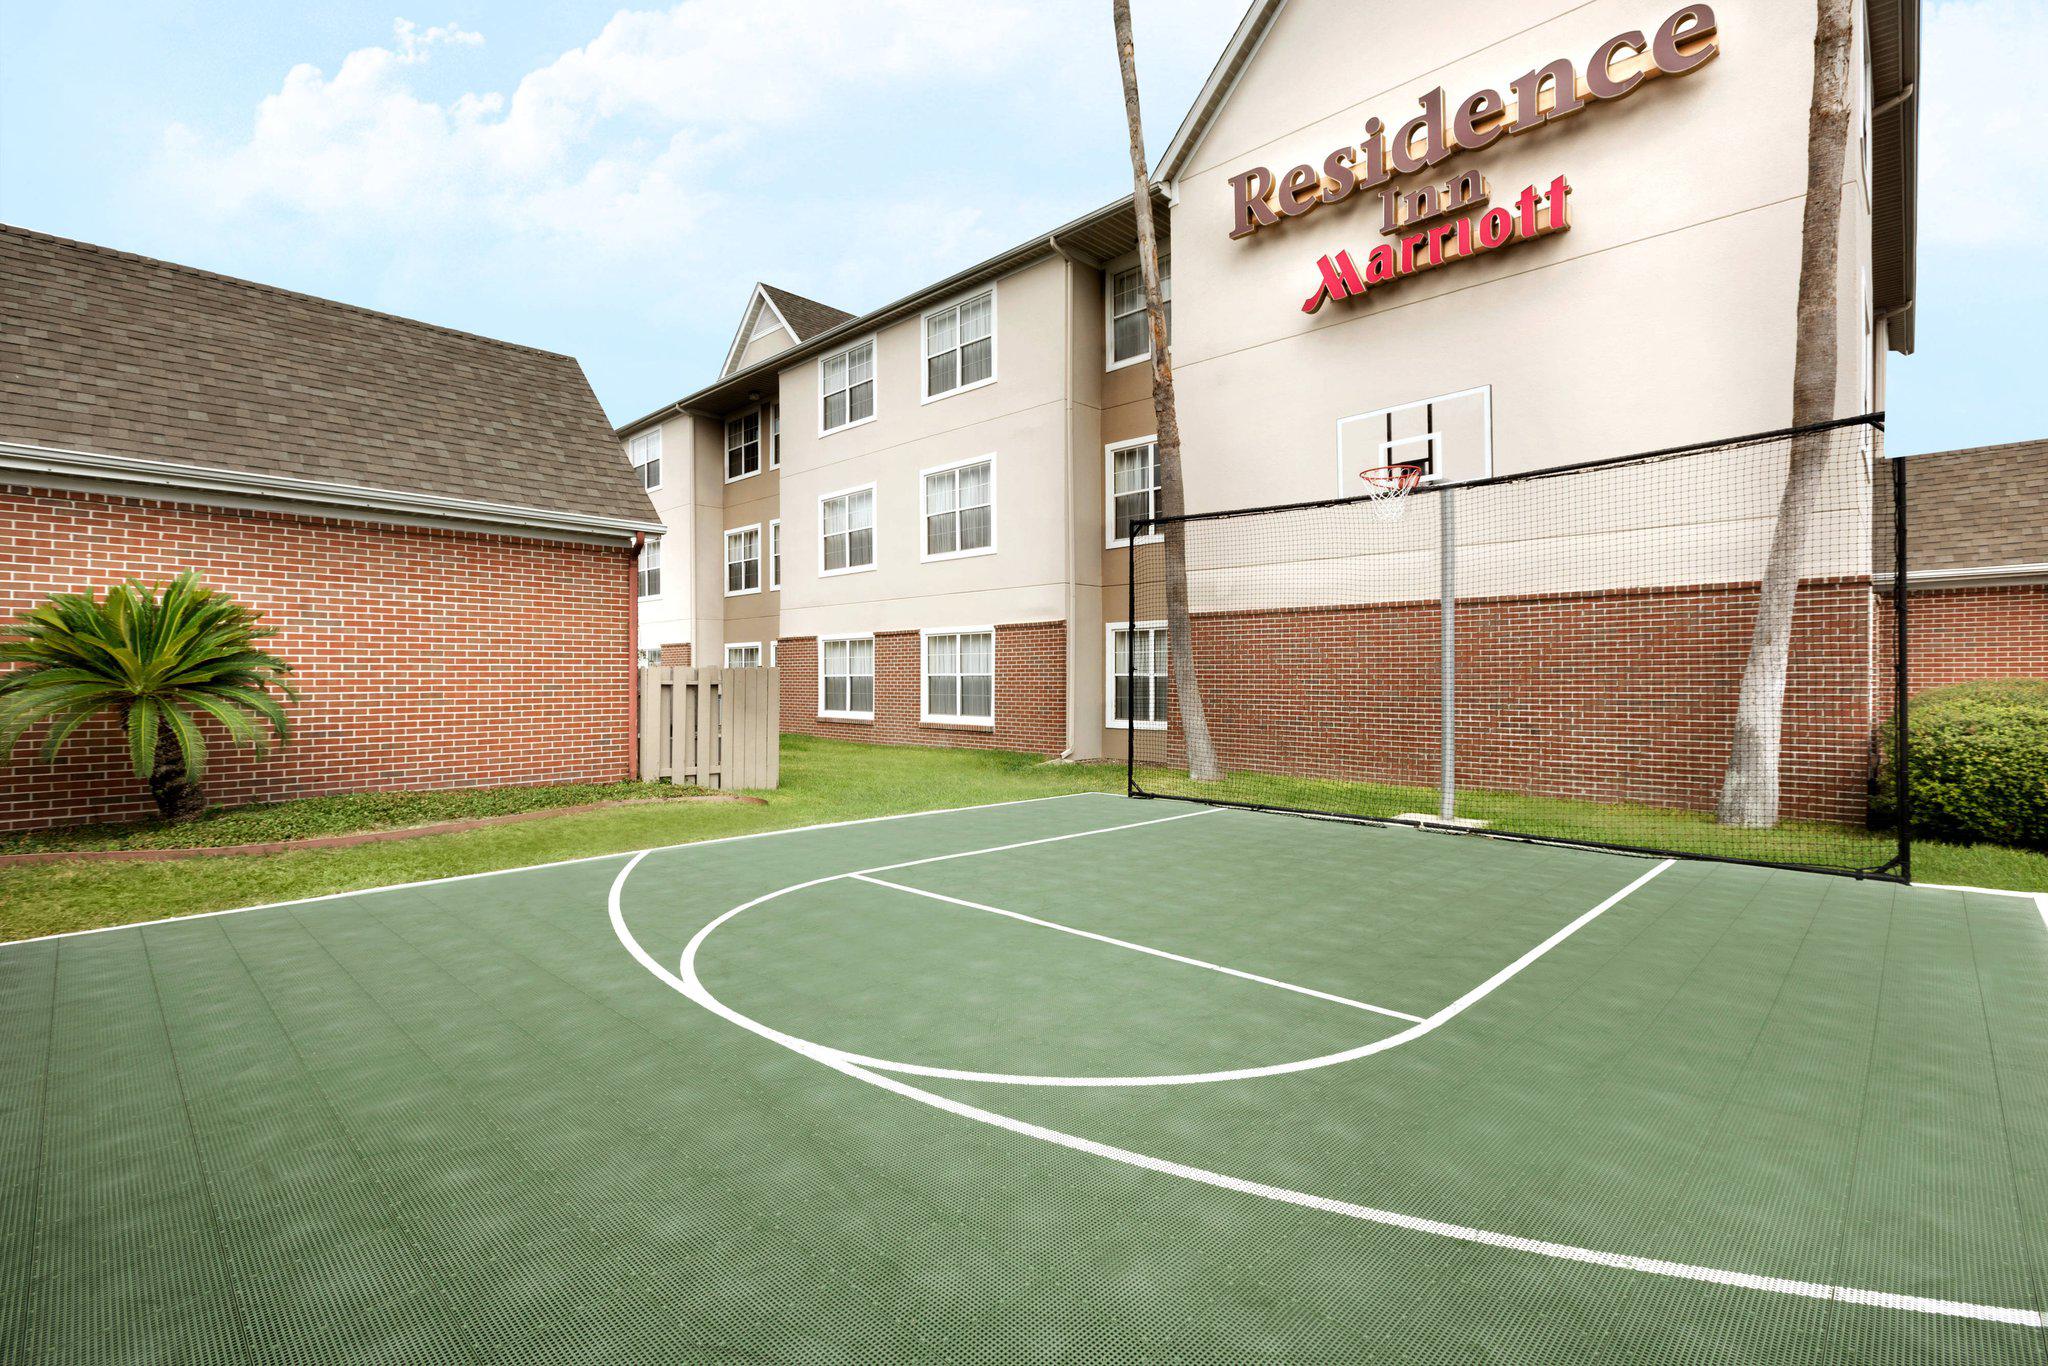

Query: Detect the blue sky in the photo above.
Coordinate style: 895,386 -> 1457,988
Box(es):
1,0 -> 2038,456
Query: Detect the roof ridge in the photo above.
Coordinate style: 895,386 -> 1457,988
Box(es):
0,221 -> 578,363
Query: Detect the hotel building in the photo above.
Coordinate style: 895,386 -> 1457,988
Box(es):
619,0 -> 1924,767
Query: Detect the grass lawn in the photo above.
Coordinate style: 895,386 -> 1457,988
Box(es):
3,736 -> 2039,943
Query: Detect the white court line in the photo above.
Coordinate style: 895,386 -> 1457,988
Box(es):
0,790 -> 1124,949
852,873 -> 1425,1023
2038,894 -> 2048,934
608,847 -> 2043,1328
1909,879 -> 2045,902
697,856 -> 1674,1088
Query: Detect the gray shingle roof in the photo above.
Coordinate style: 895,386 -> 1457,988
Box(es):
759,285 -> 854,341
1901,438 -> 2048,573
0,223 -> 654,526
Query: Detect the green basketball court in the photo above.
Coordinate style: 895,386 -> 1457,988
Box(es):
4,792 -> 2043,1362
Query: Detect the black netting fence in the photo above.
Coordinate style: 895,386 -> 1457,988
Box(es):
1128,415 -> 1908,879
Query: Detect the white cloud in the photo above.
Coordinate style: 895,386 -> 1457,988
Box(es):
160,2 -> 1035,248
1918,0 -> 2047,247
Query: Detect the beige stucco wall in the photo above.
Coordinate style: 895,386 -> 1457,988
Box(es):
630,412 -> 696,657
1167,0 -> 1879,518
773,255 -> 1078,643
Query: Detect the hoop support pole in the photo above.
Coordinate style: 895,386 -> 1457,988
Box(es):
1440,485 -> 1456,823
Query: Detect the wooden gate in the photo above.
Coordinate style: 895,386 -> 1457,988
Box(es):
637,666 -> 779,789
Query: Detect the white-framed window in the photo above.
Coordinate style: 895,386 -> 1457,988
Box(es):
921,455 -> 996,562
1107,621 -> 1168,729
725,642 -> 762,668
725,411 -> 761,482
820,484 -> 876,576
922,628 -> 995,726
1107,257 -> 1169,369
638,646 -> 662,668
922,288 -> 995,401
768,640 -> 777,668
768,404 -> 781,468
768,518 -> 781,591
638,538 -> 662,598
724,524 -> 762,596
820,339 -> 876,434
628,428 -> 662,490
819,635 -> 875,720
1106,437 -> 1162,547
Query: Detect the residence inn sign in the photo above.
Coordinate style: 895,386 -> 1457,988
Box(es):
1216,4 -> 1723,313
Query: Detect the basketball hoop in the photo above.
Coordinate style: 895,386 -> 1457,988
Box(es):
1359,463 -> 1425,521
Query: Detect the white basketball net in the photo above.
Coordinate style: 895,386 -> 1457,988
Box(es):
1360,464 -> 1424,522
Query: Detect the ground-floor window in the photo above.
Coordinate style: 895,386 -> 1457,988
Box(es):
725,643 -> 762,668
1109,622 -> 1167,728
923,629 -> 994,725
820,636 -> 875,719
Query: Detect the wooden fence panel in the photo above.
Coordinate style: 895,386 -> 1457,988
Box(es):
637,666 -> 779,789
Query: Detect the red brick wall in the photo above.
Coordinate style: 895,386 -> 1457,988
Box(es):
777,621 -> 1066,755
2,484 -> 636,832
1878,584 -> 2048,698
657,642 -> 692,666
1133,578 -> 1879,823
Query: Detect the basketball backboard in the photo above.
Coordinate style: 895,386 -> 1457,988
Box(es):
1336,386 -> 1492,494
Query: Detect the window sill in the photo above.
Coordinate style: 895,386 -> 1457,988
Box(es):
1108,719 -> 1168,732
1105,350 -> 1153,373
920,376 -> 997,406
921,717 -> 996,730
723,585 -> 763,598
820,415 -> 878,438
818,563 -> 877,579
725,468 -> 760,485
920,544 -> 997,564
818,711 -> 874,723
1106,533 -> 1165,551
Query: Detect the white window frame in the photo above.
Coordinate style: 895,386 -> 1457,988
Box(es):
818,336 -> 879,436
768,518 -> 782,591
628,428 -> 663,491
1105,620 -> 1169,731
919,453 -> 998,563
768,640 -> 777,668
725,411 -> 761,483
1334,385 -> 1494,495
1105,435 -> 1164,549
723,523 -> 763,598
725,642 -> 763,668
919,285 -> 998,404
920,627 -> 996,728
638,537 -> 662,598
818,633 -> 876,721
768,404 -> 781,468
1105,256 -> 1169,372
818,482 -> 878,578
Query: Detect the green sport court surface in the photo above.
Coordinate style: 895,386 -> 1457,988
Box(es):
4,792 -> 2044,1364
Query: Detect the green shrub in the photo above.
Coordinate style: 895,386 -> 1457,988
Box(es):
1877,679 -> 2048,850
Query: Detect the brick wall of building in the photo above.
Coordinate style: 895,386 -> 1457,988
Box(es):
1876,583 -> 2048,701
657,642 -> 692,666
776,621 -> 1066,755
1,484 -> 636,832
1131,578 -> 1880,824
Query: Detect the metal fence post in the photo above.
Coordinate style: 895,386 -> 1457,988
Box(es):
1440,486 -> 1456,823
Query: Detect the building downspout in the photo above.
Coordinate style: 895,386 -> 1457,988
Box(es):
1050,237 -> 1078,759
627,531 -> 643,779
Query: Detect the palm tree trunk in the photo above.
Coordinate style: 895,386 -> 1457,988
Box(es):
1717,0 -> 1855,828
1114,0 -> 1221,782
148,719 -> 207,822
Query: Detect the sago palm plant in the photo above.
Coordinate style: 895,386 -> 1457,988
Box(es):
0,573 -> 298,820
